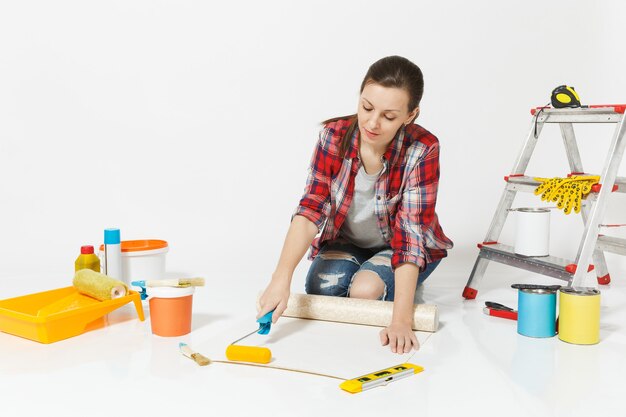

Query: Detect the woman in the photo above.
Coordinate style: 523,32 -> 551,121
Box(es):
258,55 -> 453,353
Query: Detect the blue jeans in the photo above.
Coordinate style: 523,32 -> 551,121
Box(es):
305,239 -> 441,301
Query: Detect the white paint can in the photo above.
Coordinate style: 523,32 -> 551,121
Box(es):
514,208 -> 550,257
99,239 -> 169,284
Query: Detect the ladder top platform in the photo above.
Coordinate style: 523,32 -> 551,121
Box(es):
530,104 -> 626,115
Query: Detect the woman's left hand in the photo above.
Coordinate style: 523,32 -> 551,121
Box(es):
380,321 -> 420,353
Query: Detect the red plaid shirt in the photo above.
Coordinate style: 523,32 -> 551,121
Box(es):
294,118 -> 453,271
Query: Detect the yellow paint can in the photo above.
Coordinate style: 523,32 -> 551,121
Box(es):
558,287 -> 601,345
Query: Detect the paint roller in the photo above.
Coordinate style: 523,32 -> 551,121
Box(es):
73,269 -> 127,301
225,310 -> 273,364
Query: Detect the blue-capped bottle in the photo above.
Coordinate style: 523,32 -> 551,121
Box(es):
103,228 -> 124,283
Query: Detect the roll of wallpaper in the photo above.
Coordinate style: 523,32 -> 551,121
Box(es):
73,269 -> 127,301
277,293 -> 438,332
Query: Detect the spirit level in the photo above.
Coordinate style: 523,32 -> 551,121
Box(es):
339,363 -> 424,393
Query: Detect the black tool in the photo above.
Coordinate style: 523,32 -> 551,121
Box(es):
485,301 -> 515,311
483,301 -> 518,320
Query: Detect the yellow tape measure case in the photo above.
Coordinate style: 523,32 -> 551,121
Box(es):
551,85 -> 581,108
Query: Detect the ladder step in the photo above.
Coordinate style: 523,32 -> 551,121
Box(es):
478,243 -> 577,282
597,235 -> 626,256
504,175 -> 624,193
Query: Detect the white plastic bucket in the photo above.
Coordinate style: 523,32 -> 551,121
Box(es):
514,208 -> 550,257
100,240 -> 169,284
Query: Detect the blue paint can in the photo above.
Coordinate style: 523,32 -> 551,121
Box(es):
517,288 -> 557,338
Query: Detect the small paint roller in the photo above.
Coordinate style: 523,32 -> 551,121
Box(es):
225,310 -> 273,364
73,269 -> 127,301
225,345 -> 272,364
180,343 -> 347,382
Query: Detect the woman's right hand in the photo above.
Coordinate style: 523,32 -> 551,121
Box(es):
257,215 -> 319,324
257,275 -> 291,324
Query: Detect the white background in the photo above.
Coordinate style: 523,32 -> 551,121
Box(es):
1,2 -> 626,416
2,0 -> 626,283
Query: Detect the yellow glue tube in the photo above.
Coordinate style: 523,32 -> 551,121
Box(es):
558,287 -> 600,345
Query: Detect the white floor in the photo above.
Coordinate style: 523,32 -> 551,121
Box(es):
0,256 -> 624,417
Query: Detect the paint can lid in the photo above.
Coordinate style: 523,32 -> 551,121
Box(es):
520,288 -> 557,294
99,240 -> 169,256
516,207 -> 551,213
560,287 -> 600,296
147,286 -> 195,299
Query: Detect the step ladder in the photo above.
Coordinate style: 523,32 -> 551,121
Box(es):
462,104 -> 626,299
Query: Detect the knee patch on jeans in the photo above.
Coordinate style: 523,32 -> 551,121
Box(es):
319,251 -> 360,264
317,272 -> 345,289
367,255 -> 392,267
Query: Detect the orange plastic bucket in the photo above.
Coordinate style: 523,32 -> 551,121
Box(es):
147,287 -> 194,337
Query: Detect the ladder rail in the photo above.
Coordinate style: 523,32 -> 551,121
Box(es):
466,118 -> 546,293
509,117 -> 545,175
571,112 -> 626,286
559,123 -> 584,172
484,118 -> 545,242
559,123 -> 610,281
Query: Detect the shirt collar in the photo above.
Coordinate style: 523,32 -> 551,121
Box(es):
384,126 -> 405,168
348,124 -> 405,168
346,125 -> 359,160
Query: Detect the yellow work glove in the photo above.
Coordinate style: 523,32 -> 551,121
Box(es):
553,180 -> 580,214
574,175 -> 600,194
534,176 -> 600,215
534,177 -> 565,202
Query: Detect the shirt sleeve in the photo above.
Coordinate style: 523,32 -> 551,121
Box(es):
292,128 -> 334,231
390,141 -> 441,271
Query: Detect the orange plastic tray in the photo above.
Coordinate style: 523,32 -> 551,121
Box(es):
0,286 -> 145,344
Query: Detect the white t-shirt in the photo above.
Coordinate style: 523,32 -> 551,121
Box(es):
340,165 -> 387,249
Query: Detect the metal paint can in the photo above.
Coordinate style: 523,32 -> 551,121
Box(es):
558,287 -> 601,345
514,208 -> 551,257
517,288 -> 557,338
